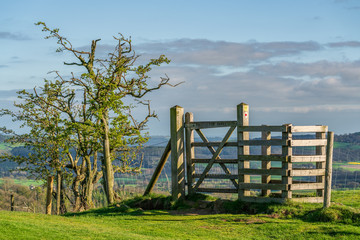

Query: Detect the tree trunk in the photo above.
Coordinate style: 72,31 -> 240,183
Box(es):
102,116 -> 115,204
84,155 -> 95,209
56,171 -> 61,215
72,176 -> 82,212
60,179 -> 67,214
46,176 -> 54,215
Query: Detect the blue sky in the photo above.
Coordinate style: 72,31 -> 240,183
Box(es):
1,0 -> 360,135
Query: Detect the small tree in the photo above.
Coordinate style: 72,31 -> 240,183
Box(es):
36,22 -> 178,204
0,87 -> 71,214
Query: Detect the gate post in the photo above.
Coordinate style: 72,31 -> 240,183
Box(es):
170,106 -> 185,200
282,124 -> 292,199
185,112 -> 195,195
324,131 -> 334,208
238,103 -> 250,198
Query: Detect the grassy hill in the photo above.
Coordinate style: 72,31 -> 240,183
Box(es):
1,190 -> 360,240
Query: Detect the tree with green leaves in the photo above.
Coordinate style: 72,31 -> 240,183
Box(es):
0,87 -> 71,214
35,22 -> 178,204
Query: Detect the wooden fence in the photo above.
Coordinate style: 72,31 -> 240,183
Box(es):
145,103 -> 334,207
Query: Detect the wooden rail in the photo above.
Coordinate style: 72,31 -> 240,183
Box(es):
184,109 -> 333,205
144,104 -> 334,207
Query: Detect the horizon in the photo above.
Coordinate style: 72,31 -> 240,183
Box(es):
1,0 -> 359,136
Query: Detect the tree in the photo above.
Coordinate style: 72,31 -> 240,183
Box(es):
0,87 -> 71,214
35,22 -> 178,204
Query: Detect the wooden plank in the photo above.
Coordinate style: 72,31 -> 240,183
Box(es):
194,129 -> 238,188
316,132 -> 326,197
238,103 -> 250,197
193,174 -> 238,179
290,139 -> 327,147
170,106 -> 185,200
238,168 -> 288,176
238,183 -> 288,190
324,132 -> 334,208
293,180 -> 317,184
291,125 -> 328,133
291,169 -> 325,176
239,196 -> 286,203
290,155 -> 326,163
290,183 -> 324,190
239,155 -> 287,162
193,126 -> 236,192
192,158 -> 238,164
282,124 -> 292,199
144,140 -> 171,196
185,121 -> 236,129
197,188 -> 237,193
185,112 -> 195,195
238,139 -> 287,146
192,142 -> 237,147
262,129 -> 271,196
291,197 -> 323,203
237,125 -> 287,132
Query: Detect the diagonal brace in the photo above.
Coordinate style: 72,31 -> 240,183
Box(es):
195,129 -> 238,188
193,126 -> 236,191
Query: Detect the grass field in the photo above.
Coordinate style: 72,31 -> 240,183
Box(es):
0,178 -> 43,187
1,190 -> 360,240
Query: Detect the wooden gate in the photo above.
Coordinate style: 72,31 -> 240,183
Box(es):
145,103 -> 334,207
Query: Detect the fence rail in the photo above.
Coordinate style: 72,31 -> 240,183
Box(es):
145,103 -> 334,208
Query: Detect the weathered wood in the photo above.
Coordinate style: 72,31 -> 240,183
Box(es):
239,183 -> 288,190
193,174 -> 238,179
290,155 -> 326,163
316,131 -> 326,197
290,183 -> 324,190
291,169 -> 325,176
193,126 -> 236,192
194,129 -> 238,188
293,180 -> 318,184
197,188 -> 237,193
324,131 -> 334,208
237,125 -> 287,132
238,103 -> 250,198
238,139 -> 287,146
238,168 -> 289,176
291,125 -> 328,133
262,129 -> 271,196
239,196 -> 286,203
170,106 -> 185,200
144,140 -> 171,196
186,121 -> 236,129
290,139 -> 327,147
282,124 -> 292,199
292,197 -> 323,203
10,194 -> 14,211
192,158 -> 238,164
192,141 -> 237,147
185,112 -> 195,195
46,175 -> 54,215
239,155 -> 287,161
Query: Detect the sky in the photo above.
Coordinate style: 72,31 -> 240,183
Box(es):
0,0 -> 360,136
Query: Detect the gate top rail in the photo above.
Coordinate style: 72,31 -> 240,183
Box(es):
186,121 -> 236,129
186,122 -> 328,133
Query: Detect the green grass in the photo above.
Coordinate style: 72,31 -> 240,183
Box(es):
334,142 -> 360,150
333,162 -> 360,172
0,178 -> 43,187
1,191 -> 360,239
0,142 -> 23,151
1,208 -> 360,239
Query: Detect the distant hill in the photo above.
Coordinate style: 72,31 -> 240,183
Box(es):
335,132 -> 360,144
